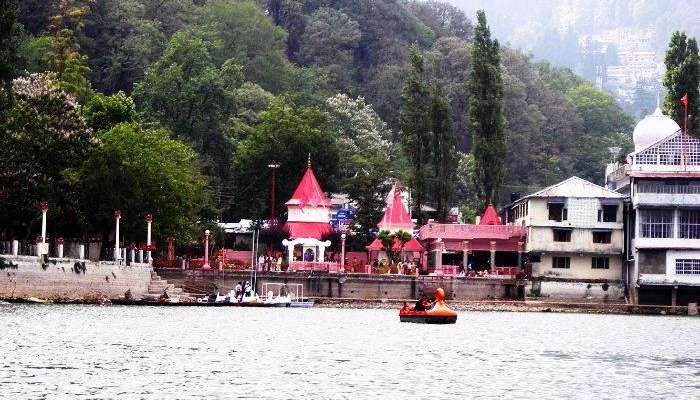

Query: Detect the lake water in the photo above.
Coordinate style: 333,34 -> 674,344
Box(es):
1,304 -> 699,399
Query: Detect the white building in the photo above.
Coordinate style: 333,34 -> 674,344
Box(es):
606,107 -> 700,305
508,177 -> 625,281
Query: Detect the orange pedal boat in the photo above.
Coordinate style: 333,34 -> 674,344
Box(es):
399,288 -> 458,324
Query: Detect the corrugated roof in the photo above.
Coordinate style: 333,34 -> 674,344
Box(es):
517,176 -> 624,201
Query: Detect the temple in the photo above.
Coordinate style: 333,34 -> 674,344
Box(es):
281,164 -> 332,266
366,183 -> 424,263
419,205 -> 527,275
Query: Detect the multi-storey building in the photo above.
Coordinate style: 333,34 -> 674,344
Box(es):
607,107 -> 700,305
507,177 -> 625,281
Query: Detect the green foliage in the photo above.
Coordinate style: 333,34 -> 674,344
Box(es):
400,44 -> 432,224
83,91 -> 136,132
298,7 -> 360,93
468,10 -> 505,207
134,31 -> 241,184
196,0 -> 289,92
663,31 -> 700,134
429,82 -> 457,222
0,73 -> 95,238
0,0 -> 22,111
377,229 -> 411,263
230,97 -> 340,221
325,94 -> 393,243
78,122 -> 211,244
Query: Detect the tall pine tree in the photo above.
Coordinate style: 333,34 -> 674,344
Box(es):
400,43 -> 432,225
468,10 -> 505,207
663,31 -> 700,134
430,82 -> 457,222
0,0 -> 21,112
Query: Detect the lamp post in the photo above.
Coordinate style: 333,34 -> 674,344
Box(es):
268,163 -> 280,224
145,213 -> 153,263
39,202 -> 48,255
340,233 -> 347,273
114,210 -> 121,261
203,229 -> 211,270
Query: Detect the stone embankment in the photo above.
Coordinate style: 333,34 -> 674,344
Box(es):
0,255 -> 154,301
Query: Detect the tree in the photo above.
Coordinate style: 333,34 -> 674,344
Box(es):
134,31 -> 242,184
230,97 -> 340,221
196,0 -> 289,92
44,0 -> 93,101
405,1 -> 474,41
82,91 -> 137,132
400,43 -> 432,224
0,0 -> 22,112
663,31 -> 700,134
325,94 -> 393,244
430,82 -> 457,222
468,10 -> 505,207
298,8 -> 360,93
78,122 -> 211,252
0,73 -> 95,239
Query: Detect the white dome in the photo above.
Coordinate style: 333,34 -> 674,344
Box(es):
633,107 -> 681,151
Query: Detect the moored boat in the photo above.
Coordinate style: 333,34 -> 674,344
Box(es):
399,288 -> 457,324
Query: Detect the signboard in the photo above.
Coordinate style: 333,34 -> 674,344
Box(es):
336,209 -> 351,220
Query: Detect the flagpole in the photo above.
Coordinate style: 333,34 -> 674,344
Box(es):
681,93 -> 689,169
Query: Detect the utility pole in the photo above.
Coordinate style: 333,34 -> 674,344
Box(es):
268,163 -> 280,224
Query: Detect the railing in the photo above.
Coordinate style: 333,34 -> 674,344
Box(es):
637,183 -> 700,194
420,224 -> 527,240
288,261 -> 342,273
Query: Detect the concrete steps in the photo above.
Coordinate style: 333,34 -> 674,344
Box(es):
146,272 -> 192,299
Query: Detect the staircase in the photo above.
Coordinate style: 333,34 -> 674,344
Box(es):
145,271 -> 192,300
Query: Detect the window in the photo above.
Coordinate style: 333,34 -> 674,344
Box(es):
529,253 -> 542,263
679,210 -> 700,239
598,205 -> 618,222
591,257 -> 610,269
552,256 -> 570,269
553,229 -> 572,242
548,203 -> 567,221
641,210 -> 673,238
592,231 -> 612,244
675,259 -> 700,275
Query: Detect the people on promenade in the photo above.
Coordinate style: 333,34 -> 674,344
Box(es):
244,281 -> 252,297
234,281 -> 242,301
276,255 -> 283,271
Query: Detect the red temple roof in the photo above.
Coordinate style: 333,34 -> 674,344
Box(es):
479,204 -> 501,225
378,183 -> 414,231
366,237 -> 424,252
285,221 -> 331,240
286,167 -> 332,207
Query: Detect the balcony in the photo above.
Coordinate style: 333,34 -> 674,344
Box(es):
633,237 -> 700,250
634,183 -> 700,206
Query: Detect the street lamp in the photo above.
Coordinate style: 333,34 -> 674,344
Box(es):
39,202 -> 48,256
340,233 -> 347,273
203,229 -> 211,270
114,210 -> 122,261
145,213 -> 153,263
268,163 -> 280,224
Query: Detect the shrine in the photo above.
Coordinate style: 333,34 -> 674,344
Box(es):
419,205 -> 527,275
281,163 -> 334,269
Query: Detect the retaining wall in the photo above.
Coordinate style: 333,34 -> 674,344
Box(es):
0,255 -> 153,300
157,269 -> 524,300
527,279 -> 626,302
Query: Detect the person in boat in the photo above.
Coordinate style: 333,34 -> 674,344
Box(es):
414,294 -> 432,311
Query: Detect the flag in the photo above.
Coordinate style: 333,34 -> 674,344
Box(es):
681,93 -> 688,107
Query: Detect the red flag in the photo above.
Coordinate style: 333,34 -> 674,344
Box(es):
681,93 -> 688,107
